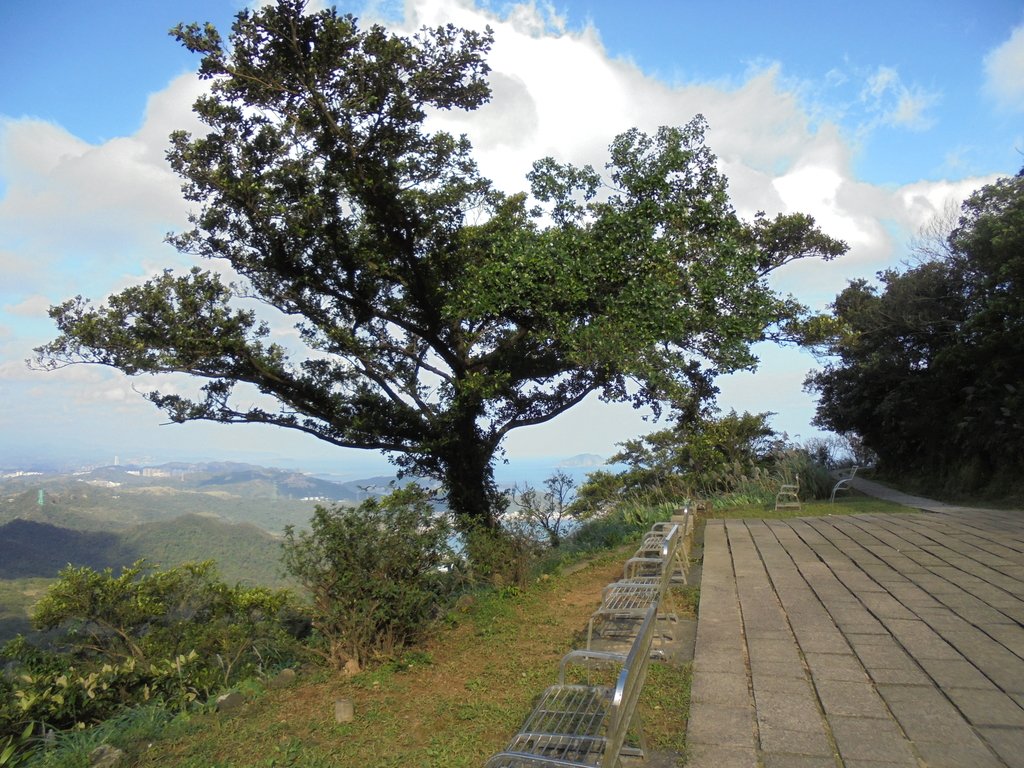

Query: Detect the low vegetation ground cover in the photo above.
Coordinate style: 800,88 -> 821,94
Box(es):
25,545 -> 683,768
13,494 -> 911,768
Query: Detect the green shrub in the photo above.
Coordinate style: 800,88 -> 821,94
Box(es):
460,521 -> 544,588
0,724 -> 31,768
559,510 -> 634,553
566,470 -> 625,518
0,561 -> 301,746
26,560 -> 299,689
281,484 -> 455,671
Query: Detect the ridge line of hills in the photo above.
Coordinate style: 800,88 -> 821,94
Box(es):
0,456 -> 606,643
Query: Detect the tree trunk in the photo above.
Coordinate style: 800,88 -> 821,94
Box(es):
442,440 -> 503,534
435,413 -> 518,579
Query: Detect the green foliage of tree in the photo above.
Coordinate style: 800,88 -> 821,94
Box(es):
567,470 -> 626,518
806,169 -> 1024,492
33,1 -> 844,536
571,410 -> 840,509
613,410 -> 784,497
280,484 -> 454,670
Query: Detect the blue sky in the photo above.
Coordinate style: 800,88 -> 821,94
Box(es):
1,0 -> 1022,474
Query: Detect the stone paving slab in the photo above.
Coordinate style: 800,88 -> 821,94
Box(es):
686,500 -> 1024,767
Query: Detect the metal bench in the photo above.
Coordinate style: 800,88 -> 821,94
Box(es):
586,525 -> 680,648
484,604 -> 658,768
649,510 -> 693,583
829,466 -> 860,503
775,472 -> 801,511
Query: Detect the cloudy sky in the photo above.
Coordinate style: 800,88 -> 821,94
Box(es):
1,0 -> 1022,475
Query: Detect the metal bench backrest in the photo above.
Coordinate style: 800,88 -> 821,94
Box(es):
623,524 -> 679,594
653,513 -> 691,565
602,603 -> 658,765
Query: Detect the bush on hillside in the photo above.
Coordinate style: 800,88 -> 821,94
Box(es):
29,560 -> 299,685
0,561 -> 300,746
460,519 -> 545,588
281,484 -> 456,671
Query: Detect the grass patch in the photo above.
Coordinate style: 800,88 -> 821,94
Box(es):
120,544 -> 675,768
24,705 -> 180,768
642,660 -> 691,755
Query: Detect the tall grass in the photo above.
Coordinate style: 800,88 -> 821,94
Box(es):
696,449 -> 835,509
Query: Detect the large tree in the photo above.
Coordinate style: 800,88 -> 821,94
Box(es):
806,169 -> 1024,491
34,1 -> 844,534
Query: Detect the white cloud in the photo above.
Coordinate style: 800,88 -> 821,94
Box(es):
0,356 -> 103,384
0,73 -> 202,298
864,66 -> 898,99
984,25 -> 1024,111
896,175 -> 1001,233
3,294 -> 51,318
415,4 -> 838,210
0,119 -> 184,236
0,248 -> 38,291
860,65 -> 938,130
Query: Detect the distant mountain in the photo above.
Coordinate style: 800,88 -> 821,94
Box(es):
0,519 -> 125,578
65,462 -> 377,501
0,462 -> 407,534
556,453 -> 606,468
0,515 -> 289,586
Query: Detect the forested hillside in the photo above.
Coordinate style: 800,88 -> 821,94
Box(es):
0,462 -> 383,644
0,519 -> 123,578
0,516 -> 286,584
0,514 -> 291,644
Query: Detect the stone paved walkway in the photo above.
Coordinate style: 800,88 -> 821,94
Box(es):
686,491 -> 1024,767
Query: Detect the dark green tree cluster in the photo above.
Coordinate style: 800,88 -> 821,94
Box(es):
806,170 -> 1024,493
610,409 -> 783,492
34,0 -> 844,541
